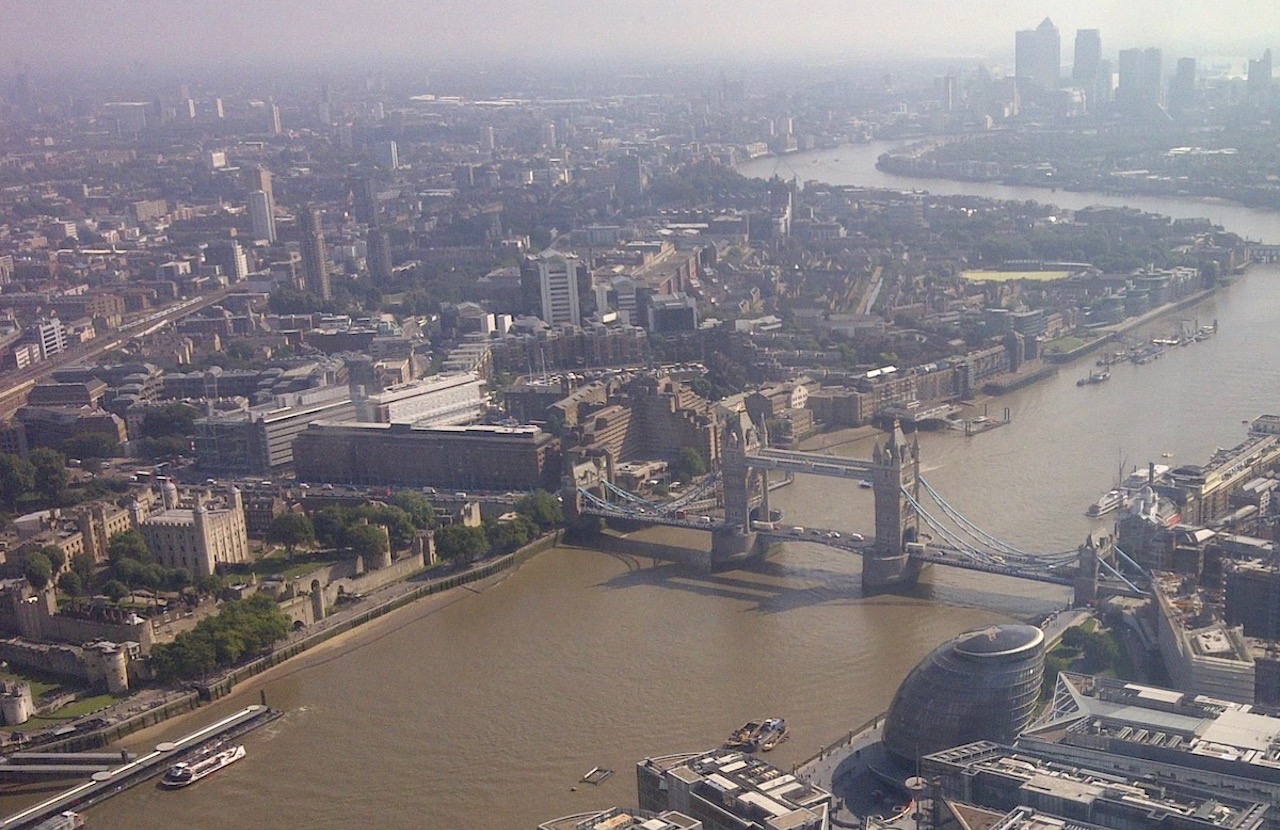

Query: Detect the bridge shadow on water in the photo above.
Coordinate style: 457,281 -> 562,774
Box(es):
579,534 -> 1063,619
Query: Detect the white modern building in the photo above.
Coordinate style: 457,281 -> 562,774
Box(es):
538,249 -> 581,327
358,373 -> 487,426
248,189 -> 276,244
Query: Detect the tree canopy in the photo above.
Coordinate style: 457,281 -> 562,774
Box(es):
265,513 -> 316,559
23,551 -> 52,590
389,491 -> 436,529
0,454 -> 35,511
434,524 -> 488,563
30,448 -> 69,504
672,447 -> 707,481
515,490 -> 563,530
149,593 -> 290,682
345,524 -> 390,561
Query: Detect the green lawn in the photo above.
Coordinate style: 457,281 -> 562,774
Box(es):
0,671 -> 59,698
29,693 -> 119,721
1041,335 -> 1091,354
251,550 -> 341,580
961,270 -> 1072,283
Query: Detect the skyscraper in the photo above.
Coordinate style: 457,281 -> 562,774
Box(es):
300,206 -> 331,301
204,238 -> 248,282
367,229 -> 392,285
373,140 -> 398,170
1117,47 -> 1163,113
1248,49 -> 1273,105
350,175 -> 379,226
537,249 -> 580,327
268,103 -> 282,135
248,190 -> 276,244
1170,58 -> 1197,112
245,165 -> 274,209
1015,18 -> 1061,91
1072,29 -> 1101,84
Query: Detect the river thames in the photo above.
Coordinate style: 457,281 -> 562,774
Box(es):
77,147 -> 1280,829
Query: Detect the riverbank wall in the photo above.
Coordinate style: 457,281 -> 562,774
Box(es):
35,532 -> 563,753
1044,287 -> 1221,364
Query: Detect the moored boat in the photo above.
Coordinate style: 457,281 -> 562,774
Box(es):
757,717 -> 789,751
1086,489 -> 1126,517
161,743 -> 246,789
726,720 -> 763,750
32,812 -> 84,830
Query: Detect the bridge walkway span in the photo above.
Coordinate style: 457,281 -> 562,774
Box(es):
744,447 -> 875,480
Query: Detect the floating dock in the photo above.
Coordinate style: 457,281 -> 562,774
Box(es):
0,704 -> 280,830
580,767 -> 614,785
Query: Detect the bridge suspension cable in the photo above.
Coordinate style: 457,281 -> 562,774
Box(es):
915,476 -> 1078,564
901,489 -> 1006,565
903,487 -> 1078,573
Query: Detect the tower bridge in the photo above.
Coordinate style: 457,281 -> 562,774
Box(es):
565,412 -> 1145,605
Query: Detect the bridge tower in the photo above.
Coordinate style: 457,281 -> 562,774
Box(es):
865,421 -> 922,591
720,411 -> 758,533
711,411 -> 760,566
1073,534 -> 1106,607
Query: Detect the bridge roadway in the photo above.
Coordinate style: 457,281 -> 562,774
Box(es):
579,503 -> 1078,587
743,447 -> 875,480
754,528 -> 1075,586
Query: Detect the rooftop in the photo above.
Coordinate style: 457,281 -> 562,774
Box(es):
1026,674 -> 1280,771
954,624 -> 1045,658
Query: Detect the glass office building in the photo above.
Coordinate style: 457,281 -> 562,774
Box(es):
883,624 -> 1046,764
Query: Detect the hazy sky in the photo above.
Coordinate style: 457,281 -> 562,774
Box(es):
3,0 -> 1278,72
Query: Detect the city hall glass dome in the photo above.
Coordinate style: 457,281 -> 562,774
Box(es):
883,623 -> 1045,764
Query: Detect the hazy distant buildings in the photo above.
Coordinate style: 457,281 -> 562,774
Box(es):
1117,47 -> 1164,113
1170,57 -> 1197,111
373,140 -> 399,170
1248,49 -> 1273,105
248,190 -> 276,243
300,206 -> 331,300
1015,18 -> 1061,91
104,102 -> 150,136
1071,29 -> 1105,108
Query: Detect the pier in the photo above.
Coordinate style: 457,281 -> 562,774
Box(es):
0,704 -> 279,830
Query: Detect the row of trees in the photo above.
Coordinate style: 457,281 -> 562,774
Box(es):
435,490 -> 564,562
148,593 -> 291,682
263,489 -> 564,565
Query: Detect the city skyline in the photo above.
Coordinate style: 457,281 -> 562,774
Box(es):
2,0 -> 1278,72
